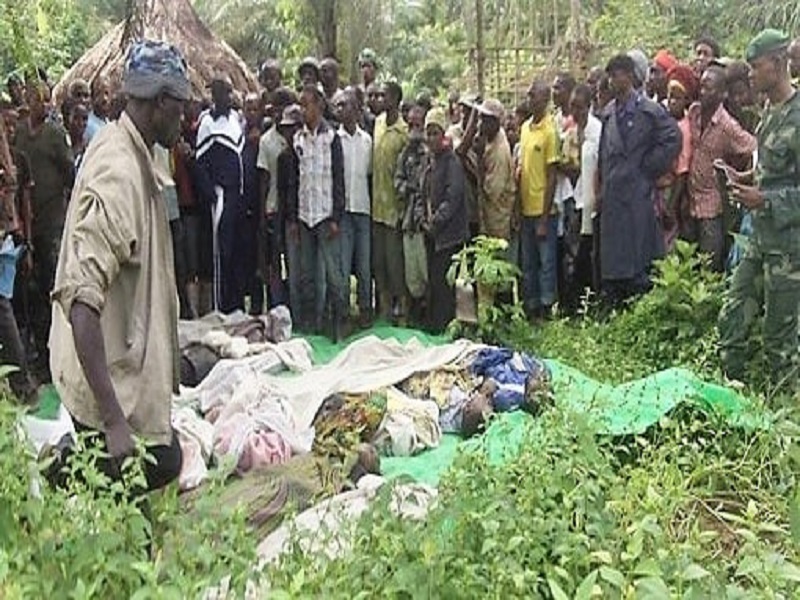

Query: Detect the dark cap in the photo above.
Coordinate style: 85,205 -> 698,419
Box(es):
746,29 -> 790,63
297,57 -> 320,77
122,39 -> 191,101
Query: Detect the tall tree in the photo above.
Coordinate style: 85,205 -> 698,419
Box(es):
308,0 -> 337,57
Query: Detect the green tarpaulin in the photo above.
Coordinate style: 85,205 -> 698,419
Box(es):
32,324 -> 766,490
381,362 -> 766,486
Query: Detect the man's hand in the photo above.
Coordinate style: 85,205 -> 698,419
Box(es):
105,419 -> 135,461
328,220 -> 340,239
729,183 -> 765,210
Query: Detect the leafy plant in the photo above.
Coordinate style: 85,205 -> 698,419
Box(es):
446,235 -> 525,344
0,402 -> 260,599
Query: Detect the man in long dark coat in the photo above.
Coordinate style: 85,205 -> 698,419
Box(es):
597,54 -> 681,305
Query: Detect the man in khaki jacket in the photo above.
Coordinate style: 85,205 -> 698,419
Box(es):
49,40 -> 190,492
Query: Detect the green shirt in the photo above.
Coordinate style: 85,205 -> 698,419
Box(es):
753,90 -> 800,252
372,112 -> 408,227
15,120 -> 73,238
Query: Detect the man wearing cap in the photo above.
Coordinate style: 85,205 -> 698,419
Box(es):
465,98 -> 515,240
49,39 -> 190,491
195,73 -> 246,314
394,103 -> 430,321
598,54 -> 680,306
446,92 -> 477,149
358,49 -> 379,93
450,92 -> 482,239
719,29 -> 800,390
422,106 -> 467,333
257,87 -> 296,308
275,104 -> 305,322
298,57 -> 320,89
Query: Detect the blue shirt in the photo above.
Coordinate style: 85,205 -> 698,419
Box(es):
84,111 -> 108,145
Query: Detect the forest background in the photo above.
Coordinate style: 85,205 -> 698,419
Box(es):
2,0 -> 800,105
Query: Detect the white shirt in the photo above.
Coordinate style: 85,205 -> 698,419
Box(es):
574,113 -> 602,236
256,126 -> 287,214
338,125 -> 372,215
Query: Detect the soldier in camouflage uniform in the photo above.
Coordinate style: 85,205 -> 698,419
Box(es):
718,29 -> 800,390
394,104 -> 430,318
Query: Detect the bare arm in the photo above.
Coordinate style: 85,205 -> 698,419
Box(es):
542,163 -> 556,217
70,302 -> 133,458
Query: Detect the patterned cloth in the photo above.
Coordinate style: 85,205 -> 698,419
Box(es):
394,133 -> 428,231
293,120 -> 343,228
122,38 -> 191,101
688,102 -> 756,219
718,90 -> 800,387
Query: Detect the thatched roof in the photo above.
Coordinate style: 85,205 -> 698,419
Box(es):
53,0 -> 258,102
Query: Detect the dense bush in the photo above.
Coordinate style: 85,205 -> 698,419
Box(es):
0,404 -> 259,599
264,244 -> 800,598
266,407 -> 800,597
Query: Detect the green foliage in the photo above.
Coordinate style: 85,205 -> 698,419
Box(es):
591,0 -> 688,60
446,236 -> 526,344
266,405 -> 800,597
0,0 -> 108,83
514,242 -> 725,383
0,403 -> 260,598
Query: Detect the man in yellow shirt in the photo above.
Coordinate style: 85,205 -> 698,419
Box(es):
518,80 -> 559,319
372,81 -> 409,321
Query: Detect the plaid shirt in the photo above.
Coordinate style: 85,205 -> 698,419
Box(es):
293,119 -> 345,228
688,102 -> 756,219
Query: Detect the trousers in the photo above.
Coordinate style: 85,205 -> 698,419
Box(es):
718,247 -> 800,388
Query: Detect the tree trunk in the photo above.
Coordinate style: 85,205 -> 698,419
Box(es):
308,0 -> 337,57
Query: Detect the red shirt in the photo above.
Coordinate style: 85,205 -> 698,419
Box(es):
688,102 -> 756,219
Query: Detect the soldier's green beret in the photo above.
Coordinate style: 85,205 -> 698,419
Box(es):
745,29 -> 790,63
358,48 -> 379,69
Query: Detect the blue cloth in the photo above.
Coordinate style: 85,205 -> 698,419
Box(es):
0,238 -> 23,299
122,38 -> 191,101
340,212 -> 372,312
471,347 -> 551,412
84,111 -> 107,145
520,214 -> 558,311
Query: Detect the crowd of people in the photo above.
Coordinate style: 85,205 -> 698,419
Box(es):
0,28 -> 798,417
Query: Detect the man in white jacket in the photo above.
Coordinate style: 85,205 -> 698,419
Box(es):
569,84 -> 603,295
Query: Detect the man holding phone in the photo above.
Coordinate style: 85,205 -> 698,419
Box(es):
718,29 -> 800,391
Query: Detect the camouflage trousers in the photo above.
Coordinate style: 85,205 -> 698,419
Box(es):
718,248 -> 800,389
